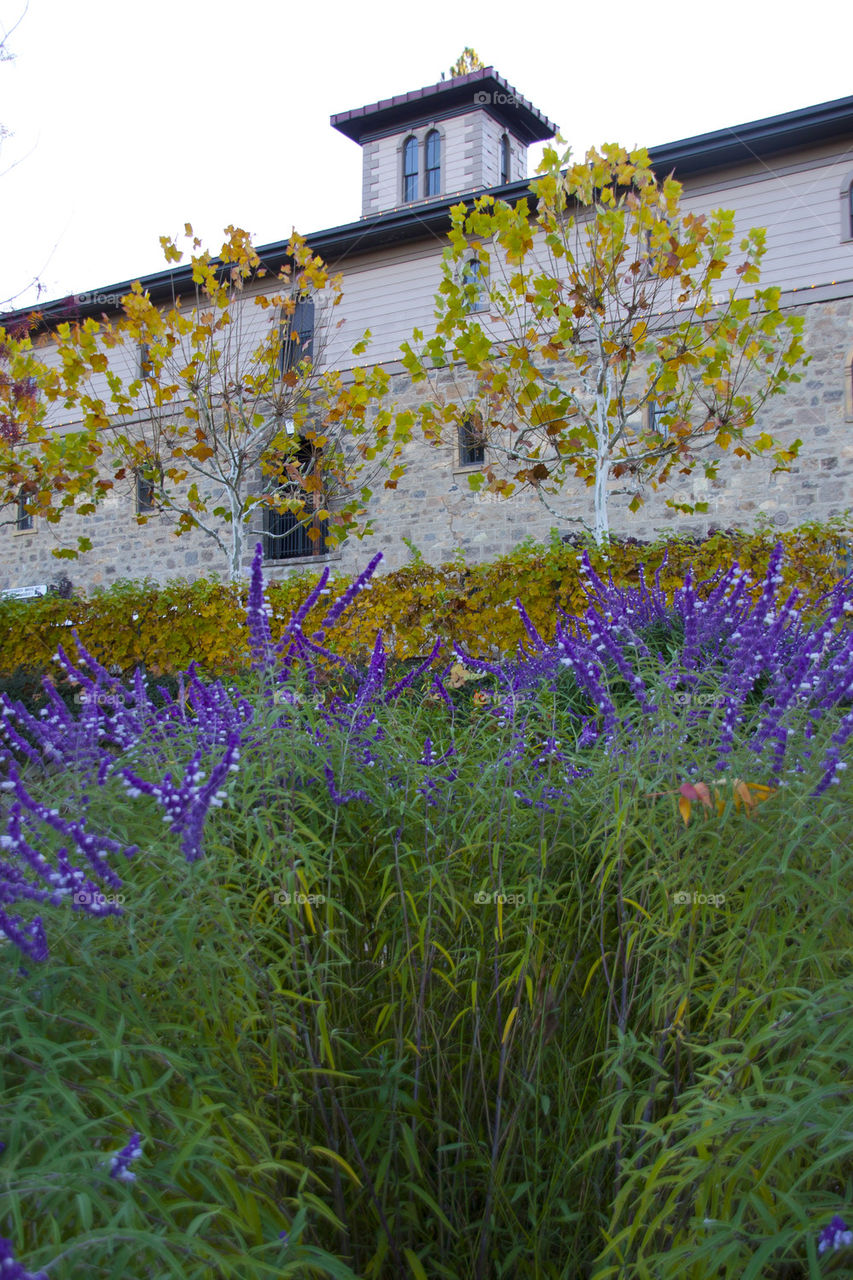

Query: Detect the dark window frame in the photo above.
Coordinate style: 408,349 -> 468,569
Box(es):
842,173 -> 853,242
500,134 -> 510,185
460,255 -> 489,314
15,492 -> 33,531
425,129 -> 441,197
135,466 -> 161,514
402,135 -> 418,203
458,415 -> 486,468
279,296 -> 315,375
263,435 -> 330,562
647,399 -> 679,433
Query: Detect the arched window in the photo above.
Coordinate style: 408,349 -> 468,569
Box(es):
403,136 -> 418,202
425,130 -> 441,197
500,134 -> 510,185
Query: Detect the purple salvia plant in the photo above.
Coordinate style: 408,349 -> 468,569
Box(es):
0,1238 -> 48,1280
120,732 -> 241,862
817,1215 -> 852,1254
247,543 -> 274,671
108,1131 -> 143,1183
311,551 -> 383,644
2,542 -> 851,964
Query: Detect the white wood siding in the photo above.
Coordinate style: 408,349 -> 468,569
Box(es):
27,138 -> 853,403
678,144 -> 853,294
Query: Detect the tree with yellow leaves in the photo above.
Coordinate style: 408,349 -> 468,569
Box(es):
21,226 -> 400,579
401,144 -> 807,543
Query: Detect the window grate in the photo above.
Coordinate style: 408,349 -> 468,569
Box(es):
263,505 -> 329,560
459,417 -> 486,467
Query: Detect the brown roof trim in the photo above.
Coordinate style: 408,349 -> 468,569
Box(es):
331,66 -> 558,146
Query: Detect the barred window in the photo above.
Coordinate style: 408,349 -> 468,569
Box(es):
263,436 -> 329,561
458,416 -> 486,468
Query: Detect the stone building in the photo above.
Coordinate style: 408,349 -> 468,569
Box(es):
2,67 -> 852,592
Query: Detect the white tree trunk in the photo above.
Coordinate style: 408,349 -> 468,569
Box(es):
229,489 -> 245,582
593,387 -> 611,545
593,451 -> 611,544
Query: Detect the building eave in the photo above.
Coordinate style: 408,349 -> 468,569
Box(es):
331,66 -> 558,146
5,91 -> 853,334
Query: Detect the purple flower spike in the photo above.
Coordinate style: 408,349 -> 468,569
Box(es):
312,551 -> 384,641
0,1238 -> 48,1279
0,908 -> 47,963
247,543 -> 274,671
818,1215 -> 852,1254
323,763 -> 370,807
108,1131 -> 143,1183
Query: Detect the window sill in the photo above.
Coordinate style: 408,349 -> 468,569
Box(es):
12,527 -> 37,537
263,551 -> 342,569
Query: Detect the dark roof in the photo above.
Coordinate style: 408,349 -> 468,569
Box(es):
647,90 -> 853,178
331,66 -> 558,146
5,90 -> 853,333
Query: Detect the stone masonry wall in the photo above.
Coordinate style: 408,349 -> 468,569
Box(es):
1,294 -> 851,596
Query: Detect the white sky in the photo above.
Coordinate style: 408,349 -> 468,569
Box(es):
1,0 -> 851,312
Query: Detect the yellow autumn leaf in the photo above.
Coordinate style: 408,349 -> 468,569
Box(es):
309,1146 -> 362,1187
502,1007 -> 519,1044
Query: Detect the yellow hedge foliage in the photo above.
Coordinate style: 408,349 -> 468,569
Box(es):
1,521 -> 850,678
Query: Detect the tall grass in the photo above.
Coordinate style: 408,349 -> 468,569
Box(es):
0,548 -> 851,1278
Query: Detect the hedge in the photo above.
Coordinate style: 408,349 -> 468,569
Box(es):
1,519 -> 850,679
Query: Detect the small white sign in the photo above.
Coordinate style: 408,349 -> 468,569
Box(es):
1,584 -> 48,600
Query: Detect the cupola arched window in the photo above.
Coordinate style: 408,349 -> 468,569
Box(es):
403,136 -> 418,202
425,130 -> 441,197
500,134 -> 510,185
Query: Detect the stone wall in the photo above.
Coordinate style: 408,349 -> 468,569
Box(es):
1,294 -> 851,595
